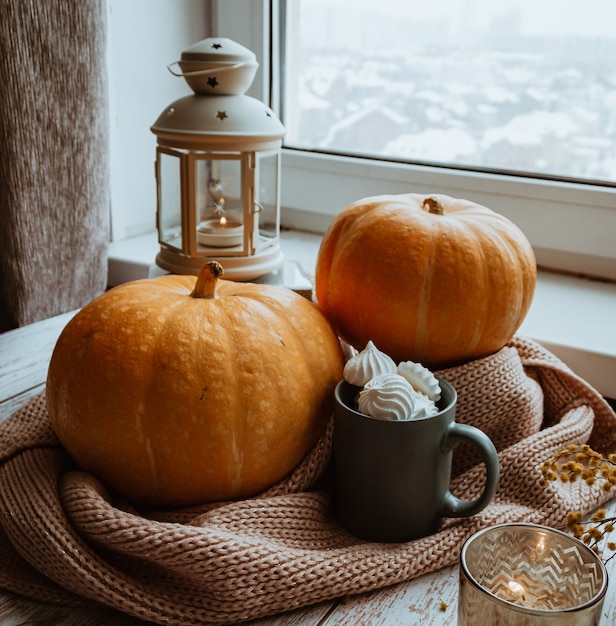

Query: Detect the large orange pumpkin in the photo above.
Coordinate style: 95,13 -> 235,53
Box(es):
315,193 -> 536,368
47,262 -> 343,507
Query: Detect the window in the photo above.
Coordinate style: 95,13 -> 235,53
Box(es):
284,1 -> 616,184
216,1 -> 616,281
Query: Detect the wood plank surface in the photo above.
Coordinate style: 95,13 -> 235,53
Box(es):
321,565 -> 459,626
0,310 -> 77,409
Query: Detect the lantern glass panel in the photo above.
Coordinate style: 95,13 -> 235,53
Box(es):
195,156 -> 244,255
254,150 -> 280,251
157,149 -> 182,250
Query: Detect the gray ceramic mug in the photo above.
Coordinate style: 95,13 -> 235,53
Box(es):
333,377 -> 500,542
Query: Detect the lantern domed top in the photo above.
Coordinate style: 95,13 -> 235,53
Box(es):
150,94 -> 285,151
152,37 -> 284,151
169,37 -> 259,96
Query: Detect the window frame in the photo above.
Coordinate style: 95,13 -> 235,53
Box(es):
212,0 -> 616,281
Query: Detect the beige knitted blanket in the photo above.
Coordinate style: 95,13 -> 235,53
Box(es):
0,336 -> 615,625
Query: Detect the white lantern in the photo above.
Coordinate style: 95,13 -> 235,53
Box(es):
151,38 -> 285,280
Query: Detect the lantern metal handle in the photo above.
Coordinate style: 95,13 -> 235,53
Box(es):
167,61 -> 250,78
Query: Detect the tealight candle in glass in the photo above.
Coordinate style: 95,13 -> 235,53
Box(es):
458,523 -> 608,626
197,214 -> 244,248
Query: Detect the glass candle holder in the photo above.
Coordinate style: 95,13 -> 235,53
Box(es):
458,523 -> 608,626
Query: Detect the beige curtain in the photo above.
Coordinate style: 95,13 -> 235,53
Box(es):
0,0 -> 109,332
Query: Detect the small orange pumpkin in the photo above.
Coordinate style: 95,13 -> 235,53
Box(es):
47,262 -> 343,507
315,193 -> 536,368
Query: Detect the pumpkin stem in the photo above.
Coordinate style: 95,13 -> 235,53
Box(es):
422,197 -> 445,215
191,261 -> 224,299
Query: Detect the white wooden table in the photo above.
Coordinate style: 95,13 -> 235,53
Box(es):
1,311 -> 615,625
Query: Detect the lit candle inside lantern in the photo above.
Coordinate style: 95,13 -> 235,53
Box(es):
197,215 -> 244,248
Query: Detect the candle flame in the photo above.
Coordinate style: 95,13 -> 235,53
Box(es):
219,216 -> 227,227
508,580 -> 525,597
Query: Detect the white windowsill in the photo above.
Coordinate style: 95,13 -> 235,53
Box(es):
108,230 -> 616,399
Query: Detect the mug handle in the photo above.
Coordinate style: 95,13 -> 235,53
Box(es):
440,423 -> 500,518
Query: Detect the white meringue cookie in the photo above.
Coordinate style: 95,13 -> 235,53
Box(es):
343,340 -> 396,387
411,392 -> 440,419
397,360 -> 441,402
357,373 -> 420,421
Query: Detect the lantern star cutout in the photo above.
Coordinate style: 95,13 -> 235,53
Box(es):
207,76 -> 219,88
216,110 -> 228,121
211,43 -> 222,50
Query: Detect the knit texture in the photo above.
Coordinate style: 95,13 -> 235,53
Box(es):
0,337 -> 615,625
